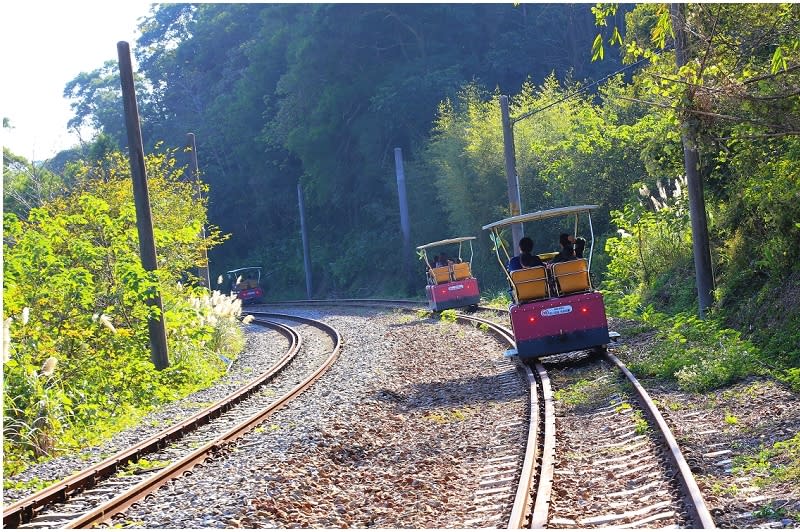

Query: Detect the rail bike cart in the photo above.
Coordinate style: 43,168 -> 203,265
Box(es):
225,267 -> 264,304
482,205 -> 613,358
416,236 -> 481,312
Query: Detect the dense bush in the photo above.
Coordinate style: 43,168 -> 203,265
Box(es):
2,150 -> 242,477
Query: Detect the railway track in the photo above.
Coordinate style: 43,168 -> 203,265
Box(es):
540,350 -> 714,528
469,305 -> 715,528
281,300 -> 714,528
5,298 -> 717,528
4,314 -> 341,529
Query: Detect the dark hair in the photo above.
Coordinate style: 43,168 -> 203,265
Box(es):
519,237 -> 534,253
574,237 -> 586,258
559,233 -> 571,247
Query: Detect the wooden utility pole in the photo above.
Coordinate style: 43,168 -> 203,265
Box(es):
670,4 -> 715,317
186,133 -> 211,289
297,183 -> 313,299
394,148 -> 414,293
501,95 -> 524,250
117,41 -> 169,370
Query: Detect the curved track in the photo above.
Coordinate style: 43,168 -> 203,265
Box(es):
4,315 -> 340,529
5,298 -> 715,528
265,299 -> 714,528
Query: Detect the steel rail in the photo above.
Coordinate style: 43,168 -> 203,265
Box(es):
260,298 -> 510,315
264,301 -> 543,529
64,313 -> 342,528
506,361 -> 540,529
451,313 -> 546,530
260,298 -> 424,307
529,361 -> 555,529
3,318 -> 300,529
604,351 -> 716,528
267,300 -> 712,528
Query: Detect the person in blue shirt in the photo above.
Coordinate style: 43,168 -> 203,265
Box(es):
507,237 -> 544,271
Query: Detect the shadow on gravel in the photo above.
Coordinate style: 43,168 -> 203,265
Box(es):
373,371 -> 527,411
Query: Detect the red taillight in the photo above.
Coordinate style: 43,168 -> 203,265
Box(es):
581,306 -> 588,313
529,316 -> 536,323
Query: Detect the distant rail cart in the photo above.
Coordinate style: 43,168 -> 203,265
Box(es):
416,236 -> 481,312
483,205 -> 613,358
225,267 -> 264,304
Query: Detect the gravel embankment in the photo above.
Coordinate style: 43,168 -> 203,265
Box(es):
111,306 -> 527,528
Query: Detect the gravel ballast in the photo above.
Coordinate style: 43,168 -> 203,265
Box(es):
113,307 -> 528,528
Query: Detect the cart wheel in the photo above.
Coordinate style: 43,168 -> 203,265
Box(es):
590,345 -> 607,356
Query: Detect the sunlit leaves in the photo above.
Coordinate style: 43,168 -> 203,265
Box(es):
2,148 -> 235,474
592,34 -> 605,62
771,47 -> 788,74
649,4 -> 672,49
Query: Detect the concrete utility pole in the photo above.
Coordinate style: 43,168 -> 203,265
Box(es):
501,95 -> 524,250
670,4 -> 715,318
186,133 -> 211,289
117,41 -> 169,370
297,183 -> 313,299
394,148 -> 414,293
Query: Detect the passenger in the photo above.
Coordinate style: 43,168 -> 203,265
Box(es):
573,236 -> 586,259
436,253 -> 452,267
549,233 -> 577,264
507,237 -> 545,271
432,255 -> 440,269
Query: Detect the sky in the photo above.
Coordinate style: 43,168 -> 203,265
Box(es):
1,1 -> 155,161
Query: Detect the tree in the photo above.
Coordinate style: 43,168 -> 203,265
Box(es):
3,148 -> 233,470
593,2 -> 800,317
3,148 -> 67,217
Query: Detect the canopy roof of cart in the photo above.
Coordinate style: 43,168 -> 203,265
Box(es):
226,267 -> 262,274
416,236 -> 477,250
482,205 -> 600,232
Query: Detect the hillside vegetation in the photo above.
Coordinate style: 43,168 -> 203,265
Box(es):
3,3 -> 799,477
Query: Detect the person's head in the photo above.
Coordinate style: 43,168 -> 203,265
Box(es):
559,233 -> 572,249
519,237 -> 534,254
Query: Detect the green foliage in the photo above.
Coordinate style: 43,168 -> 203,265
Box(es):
554,380 -> 590,406
631,410 -> 649,435
485,291 -> 512,309
733,433 -> 800,489
779,368 -> 800,393
597,3 -> 800,390
439,309 -> 458,323
602,178 -> 693,308
724,412 -> 739,425
2,149 -> 241,476
611,303 -> 762,392
3,476 -> 51,492
63,4 -> 628,299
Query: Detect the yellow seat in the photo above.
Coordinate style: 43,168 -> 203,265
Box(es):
452,262 -> 471,281
552,259 -> 591,295
510,265 -> 549,303
431,266 -> 451,285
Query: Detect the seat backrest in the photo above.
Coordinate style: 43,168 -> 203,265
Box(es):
451,262 -> 471,280
552,259 -> 591,295
431,266 -> 451,284
510,265 -> 549,303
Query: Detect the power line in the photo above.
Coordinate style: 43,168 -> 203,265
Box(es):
511,48 -> 670,126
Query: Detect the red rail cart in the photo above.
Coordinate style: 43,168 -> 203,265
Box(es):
483,205 -> 614,358
225,267 -> 264,304
416,237 -> 481,312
